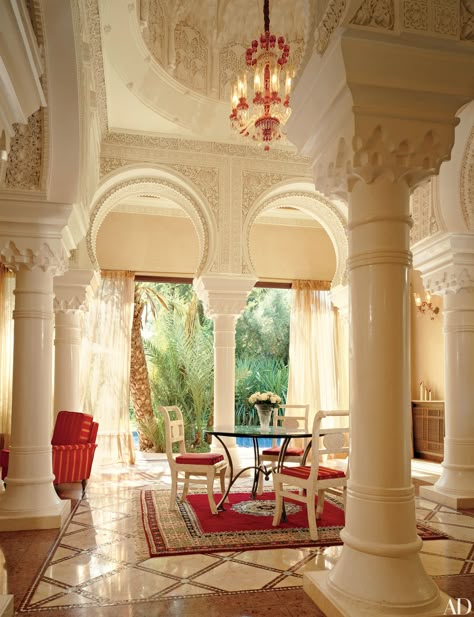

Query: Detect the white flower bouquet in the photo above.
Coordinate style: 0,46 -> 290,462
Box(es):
248,391 -> 282,407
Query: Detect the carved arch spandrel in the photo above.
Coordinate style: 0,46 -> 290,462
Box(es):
87,166 -> 217,275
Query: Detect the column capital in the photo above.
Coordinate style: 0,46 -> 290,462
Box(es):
54,268 -> 100,313
287,26 -> 474,200
0,238 -> 68,276
193,274 -> 257,318
412,232 -> 474,295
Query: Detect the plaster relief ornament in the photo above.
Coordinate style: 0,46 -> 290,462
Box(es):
461,0 -> 474,40
350,0 -> 395,29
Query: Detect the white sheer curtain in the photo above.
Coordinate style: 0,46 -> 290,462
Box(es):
0,266 -> 14,450
81,270 -> 136,465
287,280 -> 339,428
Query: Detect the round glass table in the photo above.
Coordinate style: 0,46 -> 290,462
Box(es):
204,424 -> 312,510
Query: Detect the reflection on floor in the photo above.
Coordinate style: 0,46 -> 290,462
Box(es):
0,453 -> 473,617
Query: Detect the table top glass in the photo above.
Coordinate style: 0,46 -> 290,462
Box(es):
205,425 -> 312,439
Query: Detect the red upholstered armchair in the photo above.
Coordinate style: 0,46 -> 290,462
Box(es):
1,411 -> 99,493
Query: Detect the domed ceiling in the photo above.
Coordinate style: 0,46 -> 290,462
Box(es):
99,0 -> 315,145
140,0 -> 310,101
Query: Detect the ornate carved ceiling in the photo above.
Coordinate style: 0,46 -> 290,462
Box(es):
99,0 -> 313,145
139,0 -> 310,101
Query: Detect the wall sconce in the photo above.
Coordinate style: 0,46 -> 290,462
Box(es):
413,291 -> 439,320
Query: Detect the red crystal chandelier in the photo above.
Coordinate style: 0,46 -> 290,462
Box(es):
229,0 -> 293,151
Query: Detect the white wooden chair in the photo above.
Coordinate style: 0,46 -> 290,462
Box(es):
257,404 -> 310,495
159,406 -> 228,515
272,410 -> 349,540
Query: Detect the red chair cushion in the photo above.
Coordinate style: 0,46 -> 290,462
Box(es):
0,449 -> 9,480
176,453 -> 224,465
281,465 -> 346,480
262,446 -> 304,456
51,411 -> 94,445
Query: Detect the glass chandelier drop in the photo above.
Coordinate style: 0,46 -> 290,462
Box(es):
229,0 -> 293,151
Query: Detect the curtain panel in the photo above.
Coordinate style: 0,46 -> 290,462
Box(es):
81,271 -> 136,465
287,280 -> 340,429
0,266 -> 14,450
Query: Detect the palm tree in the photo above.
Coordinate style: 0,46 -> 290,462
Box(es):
146,293 -> 214,447
129,282 -> 167,450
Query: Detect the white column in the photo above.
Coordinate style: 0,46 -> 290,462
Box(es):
212,313 -> 238,427
413,234 -> 474,509
420,286 -> 474,509
307,177 -> 443,615
329,284 -> 349,409
53,269 -> 98,418
0,259 -> 70,530
194,274 -> 256,467
53,310 -> 83,416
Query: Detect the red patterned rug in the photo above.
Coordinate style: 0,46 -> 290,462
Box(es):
140,489 -> 447,558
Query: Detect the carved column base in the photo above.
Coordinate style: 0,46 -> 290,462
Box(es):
303,570 -> 451,617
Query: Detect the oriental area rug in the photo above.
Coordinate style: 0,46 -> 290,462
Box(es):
140,489 -> 447,558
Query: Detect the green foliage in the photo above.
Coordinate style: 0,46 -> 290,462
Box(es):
145,291 -> 214,446
235,289 -> 291,363
135,413 -> 166,453
235,356 -> 288,426
140,283 -> 290,446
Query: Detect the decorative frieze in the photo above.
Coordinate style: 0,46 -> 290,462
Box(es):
460,126 -> 474,231
402,0 -> 429,31
103,131 -> 309,163
461,0 -> 474,40
315,0 -> 347,55
84,0 -> 108,135
3,107 -> 43,191
433,0 -> 458,37
100,157 -> 129,177
171,163 -> 219,217
350,0 -> 395,30
402,0 -> 462,38
174,22 -> 208,95
241,171 -> 289,216
219,41 -> 250,100
410,179 -> 439,245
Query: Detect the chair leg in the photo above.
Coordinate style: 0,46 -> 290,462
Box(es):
219,468 -> 229,503
182,473 -> 190,502
206,473 -> 218,515
307,489 -> 319,540
272,478 -> 284,527
316,489 -> 325,519
169,471 -> 178,510
81,479 -> 87,495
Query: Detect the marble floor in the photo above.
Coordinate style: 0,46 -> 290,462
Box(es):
0,453 -> 473,617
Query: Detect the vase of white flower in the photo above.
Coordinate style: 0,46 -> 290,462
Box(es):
254,404 -> 273,429
248,391 -> 282,430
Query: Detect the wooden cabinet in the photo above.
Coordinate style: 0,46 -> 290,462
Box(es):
412,400 -> 445,462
